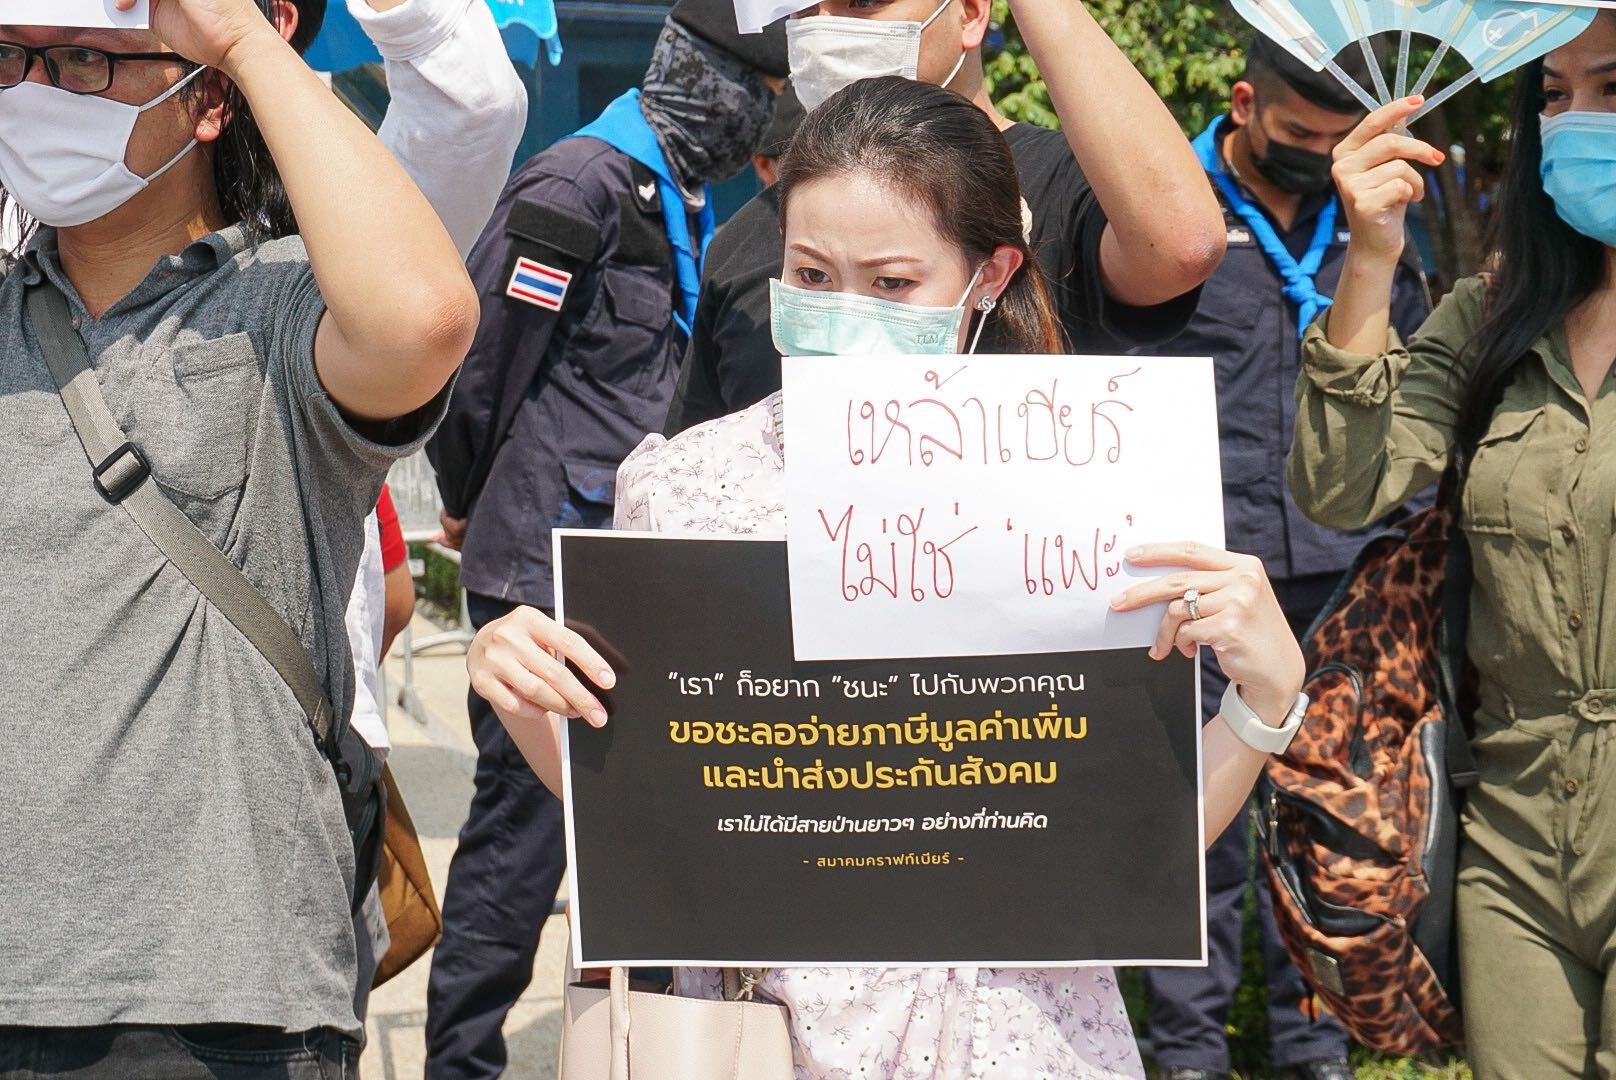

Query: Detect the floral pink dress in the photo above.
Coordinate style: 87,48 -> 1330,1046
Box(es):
612,393 -> 1146,1080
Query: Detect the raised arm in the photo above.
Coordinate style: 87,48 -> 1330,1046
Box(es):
140,0 -> 479,421
354,0 -> 530,255
1286,95 -> 1471,530
1009,0 -> 1224,306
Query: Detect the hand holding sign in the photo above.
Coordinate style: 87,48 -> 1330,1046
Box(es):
1111,542 -> 1305,726
468,605 -> 617,729
123,0 -> 276,69
466,604 -> 621,796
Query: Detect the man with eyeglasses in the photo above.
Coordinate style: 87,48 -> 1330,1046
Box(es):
0,31 -> 201,249
0,0 -> 525,1073
0,0 -> 525,262
0,0 -> 480,1077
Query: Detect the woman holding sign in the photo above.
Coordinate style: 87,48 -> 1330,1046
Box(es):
473,78 -> 1308,1080
1289,13 -> 1616,1078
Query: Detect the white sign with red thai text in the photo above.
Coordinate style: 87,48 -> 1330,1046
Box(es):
1,0 -> 148,28
782,354 -> 1225,661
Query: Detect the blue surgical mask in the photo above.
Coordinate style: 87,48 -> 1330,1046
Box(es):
1540,111 -> 1616,247
770,267 -> 986,357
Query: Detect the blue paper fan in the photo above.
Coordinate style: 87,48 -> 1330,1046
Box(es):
1232,0 -> 1597,116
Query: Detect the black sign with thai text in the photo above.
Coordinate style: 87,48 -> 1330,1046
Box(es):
557,533 -> 1204,967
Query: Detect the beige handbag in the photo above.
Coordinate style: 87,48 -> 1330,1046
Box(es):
559,964 -> 794,1080
371,766 -> 442,988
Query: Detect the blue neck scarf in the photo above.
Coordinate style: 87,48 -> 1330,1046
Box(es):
569,89 -> 715,335
1193,115 -> 1338,338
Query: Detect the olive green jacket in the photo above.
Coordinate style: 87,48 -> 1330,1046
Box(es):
1288,274 -> 1616,728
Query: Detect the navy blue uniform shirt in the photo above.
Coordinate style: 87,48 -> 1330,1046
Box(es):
429,137 -> 690,607
1137,162 -> 1432,581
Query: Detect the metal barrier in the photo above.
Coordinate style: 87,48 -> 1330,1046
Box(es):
386,450 -> 475,725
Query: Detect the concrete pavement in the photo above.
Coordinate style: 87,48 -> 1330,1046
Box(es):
362,614 -> 568,1080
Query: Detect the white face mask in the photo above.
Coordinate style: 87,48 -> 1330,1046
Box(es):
0,67 -> 205,228
786,0 -> 968,112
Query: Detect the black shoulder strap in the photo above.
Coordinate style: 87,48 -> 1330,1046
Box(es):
26,280 -> 336,750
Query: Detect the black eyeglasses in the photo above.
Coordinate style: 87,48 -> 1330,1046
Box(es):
0,41 -> 188,95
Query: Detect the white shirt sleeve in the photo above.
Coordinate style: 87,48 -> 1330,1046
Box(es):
348,0 -> 530,256
345,510 -> 392,762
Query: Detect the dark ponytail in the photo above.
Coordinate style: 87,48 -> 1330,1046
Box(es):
776,76 -> 1064,355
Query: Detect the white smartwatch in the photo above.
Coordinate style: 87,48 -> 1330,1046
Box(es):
1220,681 -> 1308,755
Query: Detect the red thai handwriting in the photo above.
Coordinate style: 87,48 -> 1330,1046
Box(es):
817,503 -> 980,603
844,370 -> 1139,469
1021,525 -> 1126,596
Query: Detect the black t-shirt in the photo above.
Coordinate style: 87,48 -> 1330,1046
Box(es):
662,122 -> 1202,436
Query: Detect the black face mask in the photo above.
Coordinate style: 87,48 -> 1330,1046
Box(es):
1250,111 -> 1336,196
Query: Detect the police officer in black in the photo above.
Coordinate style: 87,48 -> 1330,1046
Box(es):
423,5 -> 783,1074
1136,37 -> 1431,1080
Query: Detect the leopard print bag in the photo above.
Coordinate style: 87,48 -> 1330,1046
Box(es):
1256,469 -> 1479,1056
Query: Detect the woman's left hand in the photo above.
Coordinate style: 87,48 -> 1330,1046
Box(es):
1110,541 -> 1305,726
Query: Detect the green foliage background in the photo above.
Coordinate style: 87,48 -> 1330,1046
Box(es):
986,0 -> 1246,133
983,0 -> 1522,288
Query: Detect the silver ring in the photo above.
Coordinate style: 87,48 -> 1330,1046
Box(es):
1184,589 -> 1202,620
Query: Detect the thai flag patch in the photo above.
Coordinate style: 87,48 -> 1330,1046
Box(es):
506,256 -> 572,311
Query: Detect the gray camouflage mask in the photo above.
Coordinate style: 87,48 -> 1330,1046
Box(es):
639,20 -> 774,195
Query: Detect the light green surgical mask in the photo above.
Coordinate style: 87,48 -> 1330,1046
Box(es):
769,266 -> 987,357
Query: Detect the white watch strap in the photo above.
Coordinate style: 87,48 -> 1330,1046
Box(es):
1220,681 -> 1307,755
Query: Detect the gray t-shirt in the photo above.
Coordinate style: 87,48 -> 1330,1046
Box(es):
0,225 -> 446,1035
